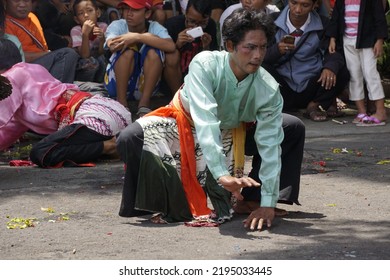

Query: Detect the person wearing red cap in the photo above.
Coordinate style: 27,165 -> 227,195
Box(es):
164,0 -> 218,77
104,0 -> 176,117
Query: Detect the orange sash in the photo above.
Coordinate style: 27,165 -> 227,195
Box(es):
145,93 -> 212,217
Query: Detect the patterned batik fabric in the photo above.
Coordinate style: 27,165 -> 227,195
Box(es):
135,116 -> 235,224
72,95 -> 132,136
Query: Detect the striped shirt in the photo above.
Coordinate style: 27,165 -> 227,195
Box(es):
73,95 -> 132,136
70,22 -> 107,58
344,0 -> 361,38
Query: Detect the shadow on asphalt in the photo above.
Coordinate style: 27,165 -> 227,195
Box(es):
217,212 -> 325,240
231,218 -> 390,259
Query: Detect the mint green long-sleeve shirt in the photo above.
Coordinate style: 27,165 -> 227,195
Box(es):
180,50 -> 284,207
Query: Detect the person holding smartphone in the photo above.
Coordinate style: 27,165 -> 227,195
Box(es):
262,0 -> 350,121
163,0 -> 218,85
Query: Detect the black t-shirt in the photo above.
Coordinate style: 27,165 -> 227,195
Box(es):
164,15 -> 218,75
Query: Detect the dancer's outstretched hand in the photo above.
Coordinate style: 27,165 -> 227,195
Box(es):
218,175 -> 260,200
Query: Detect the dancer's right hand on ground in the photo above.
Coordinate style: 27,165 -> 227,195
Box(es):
243,207 -> 275,231
218,175 -> 260,200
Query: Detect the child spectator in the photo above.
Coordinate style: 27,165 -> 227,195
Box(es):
104,0 -> 176,117
4,0 -> 79,83
327,0 -> 388,126
71,0 -> 107,82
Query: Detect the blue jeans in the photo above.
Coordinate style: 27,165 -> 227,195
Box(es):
32,47 -> 79,83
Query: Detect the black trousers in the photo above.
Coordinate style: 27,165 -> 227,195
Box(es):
242,113 -> 305,205
30,124 -> 110,167
116,122 -> 150,217
263,64 -> 350,112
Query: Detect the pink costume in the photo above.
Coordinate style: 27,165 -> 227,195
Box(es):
0,63 -> 79,151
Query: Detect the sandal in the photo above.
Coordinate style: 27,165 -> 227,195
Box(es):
303,108 -> 328,122
136,106 -> 152,118
352,113 -> 367,124
356,116 -> 386,127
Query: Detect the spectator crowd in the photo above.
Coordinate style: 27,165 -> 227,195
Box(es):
1,0 -> 388,121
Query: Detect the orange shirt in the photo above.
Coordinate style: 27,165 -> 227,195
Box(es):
5,13 -> 48,53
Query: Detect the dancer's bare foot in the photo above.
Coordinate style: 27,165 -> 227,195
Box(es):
150,213 -> 168,224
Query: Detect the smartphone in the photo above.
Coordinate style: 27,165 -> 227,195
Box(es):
283,35 -> 295,44
186,26 -> 204,38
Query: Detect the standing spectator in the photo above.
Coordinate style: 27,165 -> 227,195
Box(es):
104,0 -> 175,117
327,0 -> 388,126
4,0 -> 79,83
71,0 -> 107,82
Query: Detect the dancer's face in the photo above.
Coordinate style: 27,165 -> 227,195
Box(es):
227,29 -> 268,82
